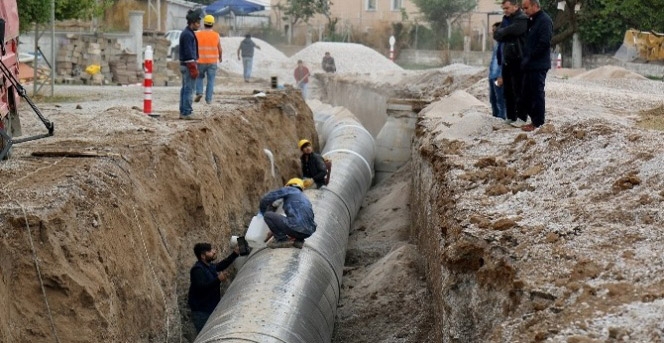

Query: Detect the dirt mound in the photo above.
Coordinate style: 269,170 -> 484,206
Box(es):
0,86 -> 316,343
219,37 -> 289,80
290,42 -> 403,74
393,64 -> 485,99
411,74 -> 664,342
572,65 -> 648,80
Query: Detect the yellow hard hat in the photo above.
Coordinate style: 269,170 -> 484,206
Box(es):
285,178 -> 304,190
298,139 -> 311,150
203,15 -> 215,25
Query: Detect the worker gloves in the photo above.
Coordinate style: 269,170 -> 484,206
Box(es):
186,62 -> 199,79
303,178 -> 314,189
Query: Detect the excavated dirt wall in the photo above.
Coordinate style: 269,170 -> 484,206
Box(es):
316,76 -> 389,137
0,89 -> 316,342
410,134 -> 518,342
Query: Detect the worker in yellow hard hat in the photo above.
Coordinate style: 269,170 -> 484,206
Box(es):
257,178 -> 316,249
298,139 -> 329,189
194,14 -> 223,104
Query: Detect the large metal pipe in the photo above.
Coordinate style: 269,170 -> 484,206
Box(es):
195,102 -> 376,343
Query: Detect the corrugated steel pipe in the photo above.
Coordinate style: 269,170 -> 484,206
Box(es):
194,104 -> 376,343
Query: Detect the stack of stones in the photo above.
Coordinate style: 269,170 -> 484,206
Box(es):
108,52 -> 141,85
56,35 -> 118,84
143,35 -> 180,86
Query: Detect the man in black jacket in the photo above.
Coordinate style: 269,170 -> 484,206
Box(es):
493,0 -> 528,127
188,243 -> 238,333
299,139 -> 327,189
519,0 -> 553,131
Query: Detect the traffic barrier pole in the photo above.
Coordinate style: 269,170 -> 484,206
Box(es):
556,53 -> 562,69
144,46 -> 153,116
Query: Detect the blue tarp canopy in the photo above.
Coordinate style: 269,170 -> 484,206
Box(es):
205,0 -> 265,16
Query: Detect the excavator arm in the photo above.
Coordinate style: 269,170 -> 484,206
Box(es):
0,58 -> 54,160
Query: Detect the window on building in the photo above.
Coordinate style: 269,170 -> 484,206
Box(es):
391,0 -> 402,11
366,0 -> 376,11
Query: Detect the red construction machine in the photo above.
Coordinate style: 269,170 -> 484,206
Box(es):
0,0 -> 54,160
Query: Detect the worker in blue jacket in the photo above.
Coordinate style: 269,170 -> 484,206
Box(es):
258,178 -> 316,249
179,8 -> 202,120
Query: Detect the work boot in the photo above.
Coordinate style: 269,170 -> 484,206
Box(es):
179,114 -> 201,120
510,119 -> 528,128
194,94 -> 202,103
267,239 -> 294,249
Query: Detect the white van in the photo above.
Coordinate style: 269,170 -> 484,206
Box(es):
164,30 -> 181,59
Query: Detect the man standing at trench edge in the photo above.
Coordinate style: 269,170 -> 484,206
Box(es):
179,8 -> 202,120
518,0 -> 553,132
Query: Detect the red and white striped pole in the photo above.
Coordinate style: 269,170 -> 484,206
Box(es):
389,35 -> 396,62
143,46 -> 154,116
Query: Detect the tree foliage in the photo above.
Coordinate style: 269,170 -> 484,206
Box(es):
411,0 -> 477,36
18,0 -> 110,32
277,0 -> 331,26
543,0 -> 664,53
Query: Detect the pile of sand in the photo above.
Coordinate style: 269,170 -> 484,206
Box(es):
219,37 -> 289,80
572,65 -> 648,80
289,42 -> 403,74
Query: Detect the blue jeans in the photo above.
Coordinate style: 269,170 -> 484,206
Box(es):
196,63 -> 217,104
489,78 -> 506,119
179,65 -> 196,116
298,82 -> 308,99
263,212 -> 309,242
242,57 -> 253,80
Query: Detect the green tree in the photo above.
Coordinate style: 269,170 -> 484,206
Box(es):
411,0 -> 477,42
18,0 -> 110,32
277,0 -> 330,26
543,0 -> 664,53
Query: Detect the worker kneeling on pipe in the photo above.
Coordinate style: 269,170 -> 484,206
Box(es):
258,178 -> 316,249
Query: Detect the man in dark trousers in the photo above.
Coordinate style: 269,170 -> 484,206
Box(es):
179,8 -> 202,120
259,178 -> 317,249
493,0 -> 528,127
188,243 -> 239,333
519,0 -> 553,132
298,139 -> 327,189
321,52 -> 336,73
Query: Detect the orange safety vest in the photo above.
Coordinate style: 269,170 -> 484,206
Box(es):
195,30 -> 221,64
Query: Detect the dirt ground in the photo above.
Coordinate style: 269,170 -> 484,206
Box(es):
410,66 -> 664,342
0,77 -> 317,342
3,41 -> 664,343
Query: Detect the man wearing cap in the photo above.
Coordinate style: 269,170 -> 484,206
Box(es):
195,15 -> 223,104
188,243 -> 239,333
258,178 -> 317,249
179,8 -> 202,120
299,139 -> 327,189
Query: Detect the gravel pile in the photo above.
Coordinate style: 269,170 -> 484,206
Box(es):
219,37 -> 290,80
572,65 -> 648,80
288,42 -> 403,74
216,40 -> 404,87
